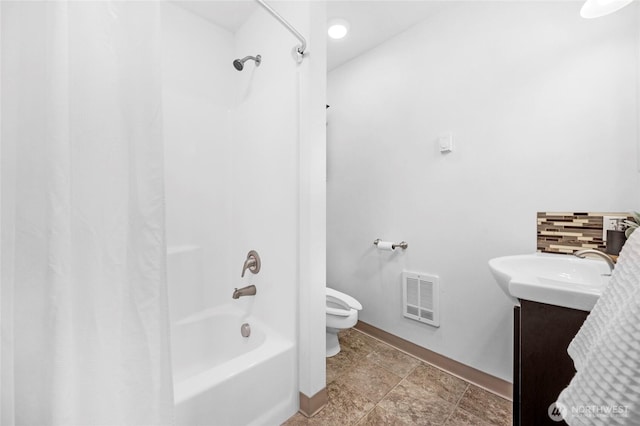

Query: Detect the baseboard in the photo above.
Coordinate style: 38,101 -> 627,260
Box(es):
298,388 -> 328,417
355,321 -> 513,400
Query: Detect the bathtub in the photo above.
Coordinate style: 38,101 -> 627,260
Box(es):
172,304 -> 297,426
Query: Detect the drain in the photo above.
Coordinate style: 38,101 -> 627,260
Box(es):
241,323 -> 251,338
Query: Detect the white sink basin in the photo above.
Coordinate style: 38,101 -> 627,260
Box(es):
489,253 -> 611,311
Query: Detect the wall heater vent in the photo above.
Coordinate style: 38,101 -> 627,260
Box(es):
402,271 -> 440,327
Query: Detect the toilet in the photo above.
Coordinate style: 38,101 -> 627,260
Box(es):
326,287 -> 362,357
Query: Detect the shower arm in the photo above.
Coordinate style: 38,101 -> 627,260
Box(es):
255,0 -> 307,63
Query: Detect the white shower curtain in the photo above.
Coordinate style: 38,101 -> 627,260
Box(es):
1,2 -> 173,425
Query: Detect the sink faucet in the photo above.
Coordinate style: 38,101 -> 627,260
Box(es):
573,249 -> 615,276
232,285 -> 257,299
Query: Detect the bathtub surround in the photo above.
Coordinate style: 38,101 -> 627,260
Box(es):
163,3 -> 234,313
537,212 -> 632,254
163,2 -> 326,423
1,2 -> 173,424
327,1 -> 639,385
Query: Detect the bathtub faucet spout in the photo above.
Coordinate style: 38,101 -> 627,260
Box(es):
232,285 -> 257,299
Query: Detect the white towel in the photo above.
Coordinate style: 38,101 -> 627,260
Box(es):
557,230 -> 640,425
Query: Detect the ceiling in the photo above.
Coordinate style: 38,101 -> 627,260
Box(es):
177,1 -> 258,33
326,1 -> 448,70
175,1 -> 448,70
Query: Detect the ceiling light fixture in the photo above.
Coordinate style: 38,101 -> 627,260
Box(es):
328,19 -> 350,40
580,0 -> 634,18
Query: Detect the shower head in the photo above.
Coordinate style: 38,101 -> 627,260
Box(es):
233,55 -> 262,71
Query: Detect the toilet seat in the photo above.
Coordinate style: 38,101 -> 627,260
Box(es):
326,287 -> 362,315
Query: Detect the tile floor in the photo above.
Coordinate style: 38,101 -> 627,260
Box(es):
283,329 -> 512,426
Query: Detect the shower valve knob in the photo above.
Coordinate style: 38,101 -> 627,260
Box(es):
241,250 -> 261,277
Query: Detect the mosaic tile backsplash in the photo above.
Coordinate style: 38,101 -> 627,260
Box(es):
537,212 -> 631,254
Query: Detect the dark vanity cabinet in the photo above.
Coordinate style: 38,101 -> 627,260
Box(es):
513,300 -> 589,426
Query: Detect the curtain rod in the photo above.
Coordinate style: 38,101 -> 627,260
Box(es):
255,0 -> 307,63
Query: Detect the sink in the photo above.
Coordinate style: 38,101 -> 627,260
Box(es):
489,253 -> 611,311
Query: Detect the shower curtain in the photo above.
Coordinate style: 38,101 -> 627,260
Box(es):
1,2 -> 173,425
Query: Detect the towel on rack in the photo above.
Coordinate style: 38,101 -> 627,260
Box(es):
556,230 -> 640,425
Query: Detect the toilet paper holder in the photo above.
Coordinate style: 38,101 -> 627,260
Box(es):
373,239 -> 408,250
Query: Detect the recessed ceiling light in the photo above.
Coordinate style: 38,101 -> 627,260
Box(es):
328,19 -> 350,40
580,0 -> 633,18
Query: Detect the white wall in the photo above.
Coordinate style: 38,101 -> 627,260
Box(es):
327,1 -> 639,382
295,1 -> 328,402
0,3 -> 12,424
638,2 -> 640,180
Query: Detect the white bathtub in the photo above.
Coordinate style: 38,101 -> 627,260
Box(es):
172,304 -> 297,426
